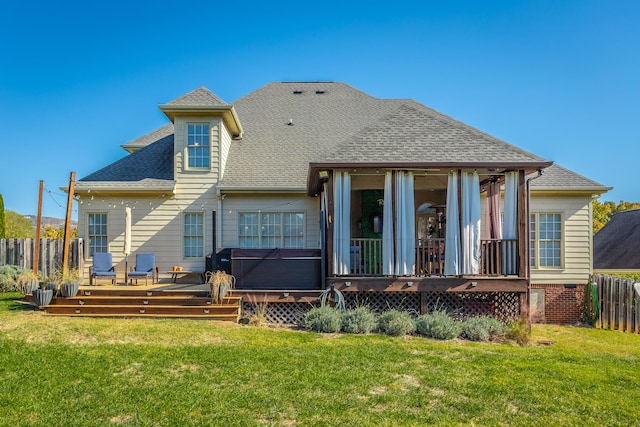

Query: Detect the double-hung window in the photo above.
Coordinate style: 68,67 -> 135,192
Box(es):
184,213 -> 204,258
239,212 -> 304,248
187,124 -> 210,168
530,213 -> 562,268
88,213 -> 108,256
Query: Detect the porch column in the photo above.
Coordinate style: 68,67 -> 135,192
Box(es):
518,169 -> 527,278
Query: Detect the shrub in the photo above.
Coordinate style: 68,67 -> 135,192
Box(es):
303,306 -> 343,333
0,265 -> 22,292
505,317 -> 531,346
416,310 -> 462,340
377,309 -> 416,337
461,316 -> 505,342
342,307 -> 377,334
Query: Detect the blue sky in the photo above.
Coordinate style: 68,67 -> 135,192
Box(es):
1,0 -> 638,219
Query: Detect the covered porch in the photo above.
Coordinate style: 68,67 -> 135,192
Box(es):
308,161 -> 551,295
304,163 -> 548,323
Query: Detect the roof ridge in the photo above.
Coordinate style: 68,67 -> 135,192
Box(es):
164,86 -> 227,106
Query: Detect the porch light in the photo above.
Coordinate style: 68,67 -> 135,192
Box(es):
318,170 -> 329,179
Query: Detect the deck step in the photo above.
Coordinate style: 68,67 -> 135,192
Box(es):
44,312 -> 240,321
30,287 -> 242,321
49,296 -> 241,306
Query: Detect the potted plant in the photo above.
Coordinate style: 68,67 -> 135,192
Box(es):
59,269 -> 80,298
17,269 -> 40,296
206,270 -> 236,303
44,271 -> 60,296
32,280 -> 54,307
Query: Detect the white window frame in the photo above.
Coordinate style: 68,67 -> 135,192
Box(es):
183,212 -> 205,259
238,212 -> 305,249
529,212 -> 563,269
186,123 -> 210,170
87,212 -> 108,257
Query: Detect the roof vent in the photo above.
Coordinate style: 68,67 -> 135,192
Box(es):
315,90 -> 325,94
293,90 -> 303,94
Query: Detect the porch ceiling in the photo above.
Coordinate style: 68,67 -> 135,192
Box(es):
307,161 -> 553,196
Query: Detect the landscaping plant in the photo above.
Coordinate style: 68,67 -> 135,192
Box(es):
341,306 -> 378,334
416,309 -> 462,340
461,316 -> 505,342
377,309 -> 416,336
303,305 -> 343,333
505,316 -> 531,346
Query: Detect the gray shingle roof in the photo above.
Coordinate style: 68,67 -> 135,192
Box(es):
122,123 -> 174,152
529,164 -> 610,191
163,86 -> 227,106
326,102 -> 547,164
79,133 -> 174,182
220,82 -> 550,189
594,209 -> 640,269
82,81 -> 609,194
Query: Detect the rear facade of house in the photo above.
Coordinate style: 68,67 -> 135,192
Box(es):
74,82 -> 610,323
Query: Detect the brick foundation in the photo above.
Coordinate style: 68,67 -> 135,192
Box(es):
530,283 -> 585,324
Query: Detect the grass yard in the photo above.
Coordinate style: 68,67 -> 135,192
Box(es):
1,292 -> 639,426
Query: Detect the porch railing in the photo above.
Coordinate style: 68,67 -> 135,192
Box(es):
347,238 -> 518,277
480,239 -> 518,275
350,238 -> 383,275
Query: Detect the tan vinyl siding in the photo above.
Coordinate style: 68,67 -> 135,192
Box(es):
174,117 -> 222,180
219,121 -> 232,180
220,193 -> 320,249
77,195 -> 216,283
529,195 -> 593,284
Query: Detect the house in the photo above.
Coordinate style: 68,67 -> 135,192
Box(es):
593,209 -> 640,274
74,82 -> 610,323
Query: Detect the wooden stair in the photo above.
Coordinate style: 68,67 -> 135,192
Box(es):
37,288 -> 241,321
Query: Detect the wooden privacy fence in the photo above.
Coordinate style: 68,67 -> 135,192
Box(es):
593,274 -> 640,334
0,238 -> 84,279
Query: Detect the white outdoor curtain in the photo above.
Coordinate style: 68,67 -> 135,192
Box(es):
332,172 -> 351,275
461,172 -> 481,274
382,172 -> 394,275
395,171 -> 415,275
486,181 -> 502,240
444,171 -> 461,275
382,171 -> 416,275
503,172 -> 518,240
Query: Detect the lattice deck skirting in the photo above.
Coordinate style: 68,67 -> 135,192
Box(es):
242,301 -> 313,325
422,291 -> 521,321
242,291 -> 522,324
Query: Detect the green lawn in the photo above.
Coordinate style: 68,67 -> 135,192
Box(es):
1,292 -> 639,426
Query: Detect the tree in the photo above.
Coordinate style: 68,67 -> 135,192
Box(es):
42,225 -> 77,238
4,211 -> 35,238
0,194 -> 5,238
593,199 -> 640,234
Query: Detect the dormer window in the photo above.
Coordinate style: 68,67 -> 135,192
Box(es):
187,123 -> 210,168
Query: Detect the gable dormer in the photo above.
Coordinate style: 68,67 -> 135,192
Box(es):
159,86 -> 243,181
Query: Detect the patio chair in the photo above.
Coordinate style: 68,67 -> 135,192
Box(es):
89,252 -> 117,285
128,253 -> 158,285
